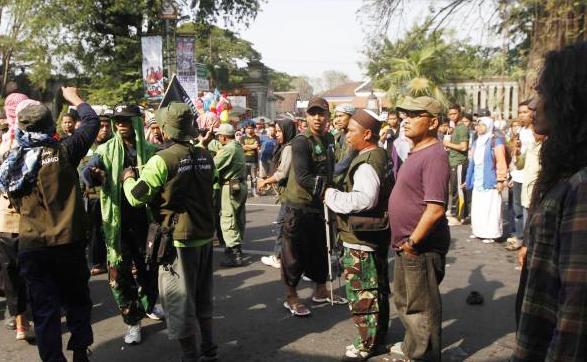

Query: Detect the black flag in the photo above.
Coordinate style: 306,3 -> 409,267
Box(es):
159,74 -> 197,115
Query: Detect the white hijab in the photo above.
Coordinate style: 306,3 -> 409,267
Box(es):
474,117 -> 494,165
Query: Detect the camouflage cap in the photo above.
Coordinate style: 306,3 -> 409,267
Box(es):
159,102 -> 197,141
396,96 -> 442,116
17,104 -> 54,133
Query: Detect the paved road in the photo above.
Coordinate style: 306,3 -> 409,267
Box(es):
1,195 -> 520,361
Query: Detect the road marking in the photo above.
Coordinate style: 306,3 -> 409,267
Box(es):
246,203 -> 280,207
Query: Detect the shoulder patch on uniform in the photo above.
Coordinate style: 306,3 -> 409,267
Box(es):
131,180 -> 149,200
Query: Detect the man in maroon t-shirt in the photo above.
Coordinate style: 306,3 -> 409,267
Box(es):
388,96 -> 450,362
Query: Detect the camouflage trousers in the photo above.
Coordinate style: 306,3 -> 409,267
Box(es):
107,225 -> 158,326
342,244 -> 390,352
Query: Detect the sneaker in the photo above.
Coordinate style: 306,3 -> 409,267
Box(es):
261,255 -> 281,268
147,304 -> 165,320
5,317 -> 16,331
15,327 -> 33,341
342,344 -> 371,361
302,274 -> 312,282
388,342 -> 405,356
124,323 -> 141,344
481,239 -> 495,244
447,216 -> 462,226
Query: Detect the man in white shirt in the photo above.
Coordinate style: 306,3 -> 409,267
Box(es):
325,109 -> 392,361
506,100 -> 534,251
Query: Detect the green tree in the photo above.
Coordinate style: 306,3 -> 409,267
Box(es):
360,0 -> 587,98
1,0 -> 264,105
177,22 -> 261,89
367,24 -> 507,106
269,70 -> 295,92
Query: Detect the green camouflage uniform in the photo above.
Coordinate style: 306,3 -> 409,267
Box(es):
342,248 -> 380,351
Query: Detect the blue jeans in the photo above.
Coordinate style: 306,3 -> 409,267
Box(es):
511,181 -> 524,240
19,244 -> 93,362
273,204 -> 287,256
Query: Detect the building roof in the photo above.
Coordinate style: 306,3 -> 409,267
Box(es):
320,81 -> 364,98
273,91 -> 299,114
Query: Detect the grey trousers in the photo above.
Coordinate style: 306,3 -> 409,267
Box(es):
393,251 -> 445,361
159,243 -> 215,358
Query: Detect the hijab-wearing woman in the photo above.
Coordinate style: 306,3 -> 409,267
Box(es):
257,117 -> 297,269
465,116 -> 508,243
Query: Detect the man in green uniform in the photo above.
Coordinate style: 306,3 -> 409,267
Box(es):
280,96 -> 347,317
241,123 -> 260,197
333,103 -> 354,162
122,102 -> 218,362
324,109 -> 392,361
81,105 -> 162,344
443,104 -> 469,224
214,124 -> 247,267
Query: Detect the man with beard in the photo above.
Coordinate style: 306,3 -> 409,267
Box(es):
280,97 -> 347,317
82,105 -> 163,345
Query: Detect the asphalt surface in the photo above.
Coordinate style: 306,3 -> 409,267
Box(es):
1,194 -> 521,361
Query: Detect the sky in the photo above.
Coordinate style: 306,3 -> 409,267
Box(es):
229,0 -> 501,87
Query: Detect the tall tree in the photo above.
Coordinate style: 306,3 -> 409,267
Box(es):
359,0 -> 587,98
291,76 -> 313,100
321,70 -> 351,91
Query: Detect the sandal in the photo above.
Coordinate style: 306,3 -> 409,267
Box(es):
311,294 -> 348,305
283,300 -> 311,317
505,243 -> 521,251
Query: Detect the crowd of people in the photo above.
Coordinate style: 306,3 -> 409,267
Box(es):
0,41 -> 586,362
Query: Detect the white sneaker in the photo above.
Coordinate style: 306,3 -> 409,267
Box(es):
389,341 -> 405,356
481,239 -> 495,244
344,344 -> 370,359
124,323 -> 141,344
261,255 -> 281,268
146,304 -> 165,320
302,274 -> 312,282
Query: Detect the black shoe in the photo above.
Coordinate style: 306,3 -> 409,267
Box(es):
73,348 -> 91,362
220,247 -> 243,267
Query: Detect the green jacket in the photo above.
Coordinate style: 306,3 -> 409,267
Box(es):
95,117 -> 157,267
213,139 -> 246,184
123,143 -> 218,248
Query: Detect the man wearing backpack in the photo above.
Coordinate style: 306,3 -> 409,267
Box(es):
324,109 -> 392,361
122,102 -> 218,362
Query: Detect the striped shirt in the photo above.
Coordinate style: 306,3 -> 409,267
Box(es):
513,167 -> 587,361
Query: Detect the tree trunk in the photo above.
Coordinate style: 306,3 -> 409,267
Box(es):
522,0 -> 587,99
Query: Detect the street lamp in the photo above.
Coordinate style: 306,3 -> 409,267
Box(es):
367,91 -> 379,113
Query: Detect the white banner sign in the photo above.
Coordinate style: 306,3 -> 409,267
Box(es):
228,96 -> 247,109
176,36 -> 197,101
141,36 -> 164,100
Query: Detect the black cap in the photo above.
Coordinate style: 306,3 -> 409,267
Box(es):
306,97 -> 329,112
473,108 -> 491,117
113,105 -> 141,119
